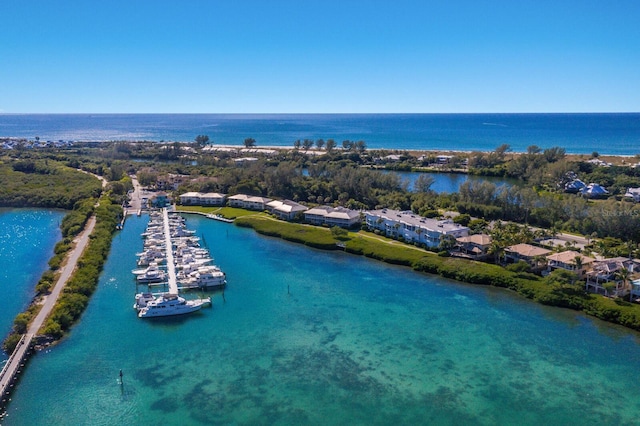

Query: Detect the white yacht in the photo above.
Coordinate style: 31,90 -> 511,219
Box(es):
136,266 -> 166,283
133,292 -> 156,310
137,293 -> 210,318
132,262 -> 161,276
180,265 -> 227,289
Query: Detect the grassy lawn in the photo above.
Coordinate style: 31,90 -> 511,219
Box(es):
176,205 -> 261,219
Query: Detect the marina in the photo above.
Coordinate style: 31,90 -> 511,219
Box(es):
132,208 -> 222,318
3,214 -> 640,424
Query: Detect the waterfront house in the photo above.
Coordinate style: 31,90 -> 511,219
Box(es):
504,243 -> 551,266
266,199 -> 308,221
179,192 -> 201,205
199,193 -> 226,206
564,179 -> 586,193
365,209 -> 469,249
179,192 -> 226,206
586,257 -> 640,297
436,155 -> 453,165
624,187 -> 640,202
228,194 -> 272,210
546,250 -> 595,278
580,183 -> 609,199
454,234 -> 492,259
304,206 -> 334,225
304,206 -> 361,228
325,207 -> 361,228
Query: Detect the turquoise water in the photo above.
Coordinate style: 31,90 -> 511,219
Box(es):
1,113 -> 639,155
4,214 -> 640,425
0,209 -> 65,361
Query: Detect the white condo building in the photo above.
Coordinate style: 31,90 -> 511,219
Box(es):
365,209 -> 469,248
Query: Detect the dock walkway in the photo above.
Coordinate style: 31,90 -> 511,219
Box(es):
162,208 -> 179,294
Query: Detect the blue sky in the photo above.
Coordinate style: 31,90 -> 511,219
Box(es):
1,0 -> 638,113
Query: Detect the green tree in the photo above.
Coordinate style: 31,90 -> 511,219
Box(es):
244,137 -> 256,148
615,267 -> 632,300
573,255 -> 584,277
414,174 -> 435,193
302,139 -> 314,150
331,226 -> 348,240
488,240 -> 504,264
195,135 -> 210,146
543,146 -> 566,163
439,234 -> 457,251
325,139 -> 336,153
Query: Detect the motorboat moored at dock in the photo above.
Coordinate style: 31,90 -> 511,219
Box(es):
137,293 -> 211,318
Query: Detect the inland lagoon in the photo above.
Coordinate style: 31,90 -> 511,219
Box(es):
382,170 -> 519,193
3,214 -> 640,425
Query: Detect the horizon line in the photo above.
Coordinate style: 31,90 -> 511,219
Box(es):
1,111 -> 639,115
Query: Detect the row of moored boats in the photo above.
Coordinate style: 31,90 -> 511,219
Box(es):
133,211 -> 225,318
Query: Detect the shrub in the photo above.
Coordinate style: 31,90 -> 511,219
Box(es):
506,260 -> 531,273
2,333 -> 22,353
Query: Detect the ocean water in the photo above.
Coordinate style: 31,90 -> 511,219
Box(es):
1,113 -> 639,155
0,209 -> 65,361
4,214 -> 640,425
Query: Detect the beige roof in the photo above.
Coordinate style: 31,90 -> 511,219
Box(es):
199,192 -> 225,199
457,234 -> 492,245
326,210 -> 360,220
228,194 -> 250,201
546,250 -> 595,265
246,196 -> 272,203
180,191 -> 201,198
505,243 -> 551,258
305,206 -> 334,216
268,199 -> 308,213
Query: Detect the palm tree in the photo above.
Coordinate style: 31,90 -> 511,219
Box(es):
439,234 -> 457,251
488,241 -> 504,265
615,267 -> 632,300
573,255 -> 584,278
533,254 -> 548,271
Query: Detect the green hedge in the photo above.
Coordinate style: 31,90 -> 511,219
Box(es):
235,216 -> 340,250
41,198 -> 121,339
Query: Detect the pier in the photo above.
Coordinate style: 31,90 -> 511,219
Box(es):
162,208 -> 179,294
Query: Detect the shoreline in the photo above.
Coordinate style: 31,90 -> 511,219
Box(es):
2,136 -> 638,158
205,144 -> 638,165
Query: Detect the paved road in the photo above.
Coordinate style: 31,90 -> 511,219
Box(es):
30,215 -> 97,334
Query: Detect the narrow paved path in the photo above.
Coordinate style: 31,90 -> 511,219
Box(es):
29,215 -> 97,335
